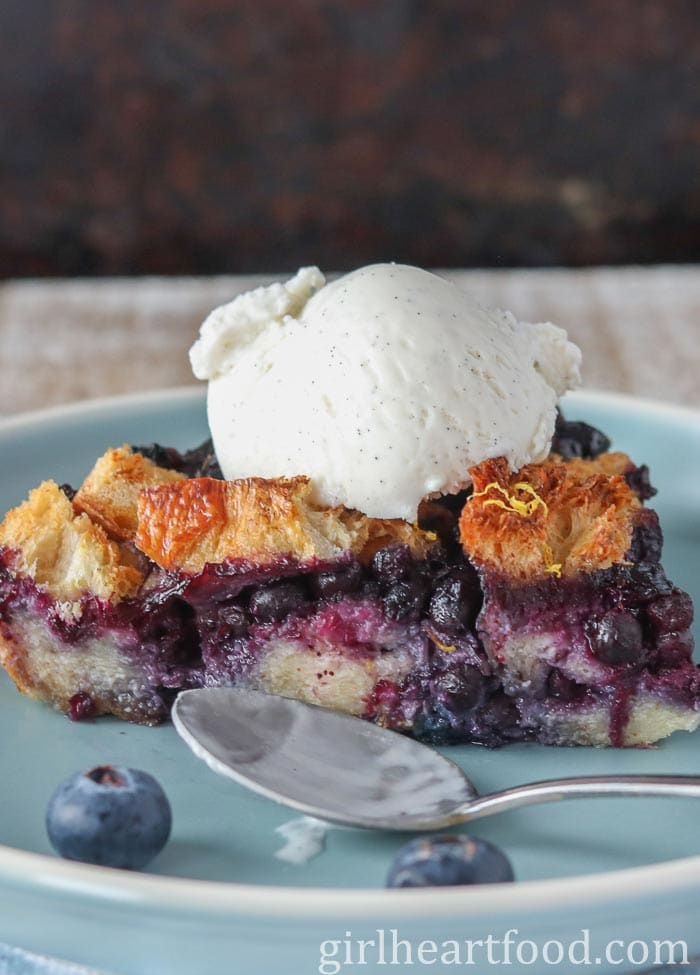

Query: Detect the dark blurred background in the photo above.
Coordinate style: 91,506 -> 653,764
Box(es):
2,0 -> 700,277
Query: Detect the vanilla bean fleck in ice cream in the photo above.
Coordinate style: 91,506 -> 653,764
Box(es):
189,264 -> 581,520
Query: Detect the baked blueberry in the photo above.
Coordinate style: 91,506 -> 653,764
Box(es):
131,442 -> 183,470
249,581 -> 308,622
371,544 -> 414,584
310,561 -> 363,599
587,611 -> 644,666
46,766 -> 172,869
382,578 -> 427,620
428,569 -> 481,630
434,665 -> 482,712
647,590 -> 694,634
626,562 -> 672,602
627,515 -> 663,563
655,630 -> 695,666
216,604 -> 249,637
386,835 -> 514,887
551,414 -> 611,459
624,463 -> 657,500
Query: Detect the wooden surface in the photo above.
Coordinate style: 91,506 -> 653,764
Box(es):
3,2 -> 700,276
0,266 -> 698,418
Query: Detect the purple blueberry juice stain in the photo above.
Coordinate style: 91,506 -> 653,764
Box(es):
1,535 -> 697,743
68,691 -> 97,722
0,416 -> 697,746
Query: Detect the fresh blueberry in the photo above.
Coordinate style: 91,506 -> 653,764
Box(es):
587,611 -> 644,666
249,581 -> 308,622
386,835 -> 514,888
46,766 -> 172,869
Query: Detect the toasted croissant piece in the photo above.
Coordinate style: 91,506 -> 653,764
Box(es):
74,445 -> 185,542
460,453 -> 641,580
0,481 -> 143,602
136,475 -> 437,573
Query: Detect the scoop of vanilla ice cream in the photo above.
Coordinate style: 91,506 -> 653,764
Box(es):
189,264 -> 581,521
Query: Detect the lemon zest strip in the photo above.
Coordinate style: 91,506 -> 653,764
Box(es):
471,481 -> 549,518
431,635 -> 457,653
472,481 -> 561,575
541,542 -> 563,578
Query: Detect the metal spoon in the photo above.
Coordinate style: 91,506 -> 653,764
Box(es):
172,687 -> 700,832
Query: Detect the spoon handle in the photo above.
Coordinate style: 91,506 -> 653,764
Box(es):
456,774 -> 700,823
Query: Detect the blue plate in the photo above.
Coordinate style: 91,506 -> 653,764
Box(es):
0,389 -> 698,975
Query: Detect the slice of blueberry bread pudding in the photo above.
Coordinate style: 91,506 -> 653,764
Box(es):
0,416 -> 696,746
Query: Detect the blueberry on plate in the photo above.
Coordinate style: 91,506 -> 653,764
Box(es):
386,835 -> 514,888
46,765 -> 172,870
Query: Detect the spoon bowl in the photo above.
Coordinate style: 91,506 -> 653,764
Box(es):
173,687 -> 700,831
173,687 -> 477,830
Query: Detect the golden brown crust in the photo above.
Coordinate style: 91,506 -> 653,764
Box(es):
136,475 -> 437,573
0,481 -> 143,601
337,508 -> 437,563
459,454 -> 641,581
74,445 -> 185,542
550,450 -> 634,481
